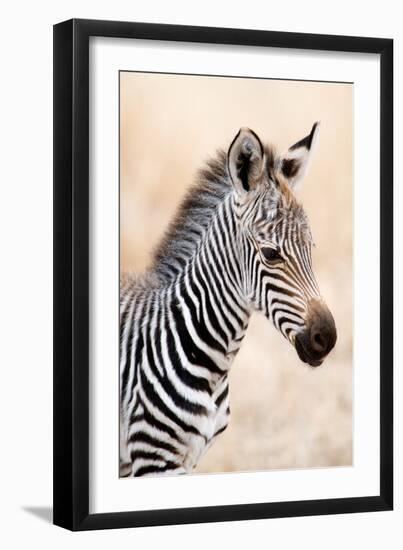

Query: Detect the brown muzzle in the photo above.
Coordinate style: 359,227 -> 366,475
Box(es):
295,298 -> 337,367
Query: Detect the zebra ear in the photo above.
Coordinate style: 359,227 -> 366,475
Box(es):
227,128 -> 264,194
280,122 -> 320,189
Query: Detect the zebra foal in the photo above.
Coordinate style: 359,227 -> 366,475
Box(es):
120,123 -> 337,477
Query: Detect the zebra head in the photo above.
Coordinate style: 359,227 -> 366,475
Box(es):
227,124 -> 337,367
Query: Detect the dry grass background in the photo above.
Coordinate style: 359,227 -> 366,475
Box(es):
120,72 -> 352,473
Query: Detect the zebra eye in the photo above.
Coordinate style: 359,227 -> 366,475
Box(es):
261,247 -> 283,264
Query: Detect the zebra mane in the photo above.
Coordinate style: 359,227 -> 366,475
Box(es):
150,145 -> 283,283
150,150 -> 231,282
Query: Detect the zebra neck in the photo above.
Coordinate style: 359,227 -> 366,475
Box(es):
162,201 -> 251,379
164,278 -> 250,383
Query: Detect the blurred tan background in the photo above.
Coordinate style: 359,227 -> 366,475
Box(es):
120,72 -> 352,473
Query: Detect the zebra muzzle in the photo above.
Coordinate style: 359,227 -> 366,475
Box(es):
294,299 -> 337,367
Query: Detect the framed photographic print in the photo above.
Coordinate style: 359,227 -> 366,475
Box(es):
53,19 -> 393,530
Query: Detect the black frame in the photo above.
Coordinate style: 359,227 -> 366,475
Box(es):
53,18 -> 393,531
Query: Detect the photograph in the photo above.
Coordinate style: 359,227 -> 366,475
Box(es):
119,72 -> 353,478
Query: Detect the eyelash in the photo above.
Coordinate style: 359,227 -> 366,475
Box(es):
260,246 -> 283,264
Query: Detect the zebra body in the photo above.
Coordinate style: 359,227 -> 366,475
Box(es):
120,124 -> 337,477
119,194 -> 248,476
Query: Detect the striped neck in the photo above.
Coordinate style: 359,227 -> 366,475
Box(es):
154,195 -> 251,373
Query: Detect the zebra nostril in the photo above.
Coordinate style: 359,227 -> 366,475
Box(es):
305,299 -> 337,358
312,331 -> 327,352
